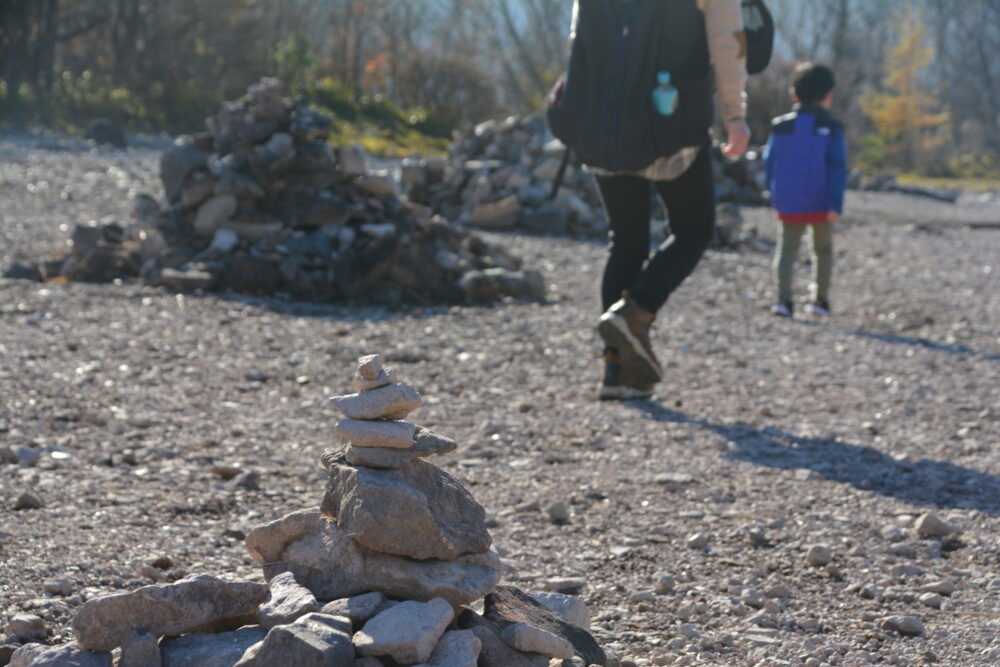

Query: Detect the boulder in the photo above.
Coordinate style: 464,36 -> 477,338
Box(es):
9,644 -> 111,667
483,585 -> 606,666
353,599 -> 453,664
319,592 -> 391,626
321,458 -> 492,561
413,630 -> 481,667
119,633 -> 161,667
256,571 -> 319,629
72,574 -> 268,651
160,627 -> 267,667
160,141 -> 209,203
235,613 -> 353,667
245,508 -> 501,607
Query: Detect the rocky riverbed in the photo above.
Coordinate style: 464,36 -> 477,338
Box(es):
1,133 -> 999,666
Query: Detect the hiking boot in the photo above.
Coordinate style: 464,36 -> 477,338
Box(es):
598,294 -> 662,386
771,301 -> 794,318
598,350 -> 655,401
807,299 -> 831,317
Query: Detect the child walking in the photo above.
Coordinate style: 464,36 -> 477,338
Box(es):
764,62 -> 847,317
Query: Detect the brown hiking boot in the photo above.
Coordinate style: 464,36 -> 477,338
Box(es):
598,349 -> 655,401
597,294 -> 662,386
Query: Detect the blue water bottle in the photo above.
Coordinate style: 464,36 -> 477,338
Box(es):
652,71 -> 678,117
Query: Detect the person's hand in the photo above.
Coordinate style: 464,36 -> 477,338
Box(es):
721,118 -> 751,158
827,211 -> 841,223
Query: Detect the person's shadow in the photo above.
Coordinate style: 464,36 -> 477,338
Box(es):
633,402 -> 1000,516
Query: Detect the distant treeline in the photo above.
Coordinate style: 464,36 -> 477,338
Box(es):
1,0 -> 997,176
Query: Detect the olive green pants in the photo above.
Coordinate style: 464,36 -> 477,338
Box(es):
774,222 -> 833,304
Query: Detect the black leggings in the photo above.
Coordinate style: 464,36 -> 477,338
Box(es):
596,144 -> 716,313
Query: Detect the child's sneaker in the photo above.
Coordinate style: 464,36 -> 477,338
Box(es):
771,301 -> 794,318
807,299 -> 832,317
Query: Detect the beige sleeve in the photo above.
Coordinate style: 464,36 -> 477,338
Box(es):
569,0 -> 579,44
699,0 -> 748,122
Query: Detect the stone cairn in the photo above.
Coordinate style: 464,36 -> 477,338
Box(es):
13,79 -> 543,304
8,354 -> 615,667
401,112 -> 769,246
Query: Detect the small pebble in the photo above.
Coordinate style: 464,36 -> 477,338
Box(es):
915,513 -> 956,538
686,533 -> 709,549
12,492 -> 44,511
879,615 -> 925,637
806,544 -> 833,566
918,592 -> 943,609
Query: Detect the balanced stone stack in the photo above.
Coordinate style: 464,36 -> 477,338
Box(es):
12,78 -> 543,304
9,354 -> 614,667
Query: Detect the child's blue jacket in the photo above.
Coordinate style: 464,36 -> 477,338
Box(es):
764,104 -> 848,223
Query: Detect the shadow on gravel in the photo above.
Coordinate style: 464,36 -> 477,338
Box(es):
632,403 -> 1000,516
851,329 -> 1000,361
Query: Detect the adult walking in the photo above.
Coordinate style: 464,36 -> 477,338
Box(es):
548,0 -> 751,400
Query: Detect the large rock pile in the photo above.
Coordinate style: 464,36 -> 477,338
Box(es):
400,113 -> 769,240
8,354 -> 615,667
13,79 -> 543,304
402,115 -> 605,237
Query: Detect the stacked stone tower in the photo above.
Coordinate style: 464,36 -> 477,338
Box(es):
245,354 -> 503,607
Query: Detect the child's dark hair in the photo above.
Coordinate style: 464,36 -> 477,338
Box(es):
792,62 -> 835,104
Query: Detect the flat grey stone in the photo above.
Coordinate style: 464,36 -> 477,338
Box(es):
335,419 -> 415,450
354,599 -> 453,664
528,592 -> 590,630
500,623 -> 574,660
161,627 -> 267,667
320,592 -> 390,625
119,632 -> 161,667
413,630 -> 481,667
72,574 -> 268,651
235,613 -> 353,666
245,508 -> 501,607
10,644 -> 112,667
340,428 -> 458,470
329,384 -> 421,420
321,457 -> 491,561
257,571 -> 319,629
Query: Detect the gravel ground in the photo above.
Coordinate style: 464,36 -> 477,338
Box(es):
1,134 -> 999,666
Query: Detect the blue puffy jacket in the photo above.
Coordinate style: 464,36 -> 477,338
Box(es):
764,104 -> 847,223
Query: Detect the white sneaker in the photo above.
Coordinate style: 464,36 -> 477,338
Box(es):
807,300 -> 832,317
771,302 -> 793,318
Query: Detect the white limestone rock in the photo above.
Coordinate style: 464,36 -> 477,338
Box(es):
353,598 -> 454,664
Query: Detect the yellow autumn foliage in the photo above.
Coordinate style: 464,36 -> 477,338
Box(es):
862,10 -> 950,170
